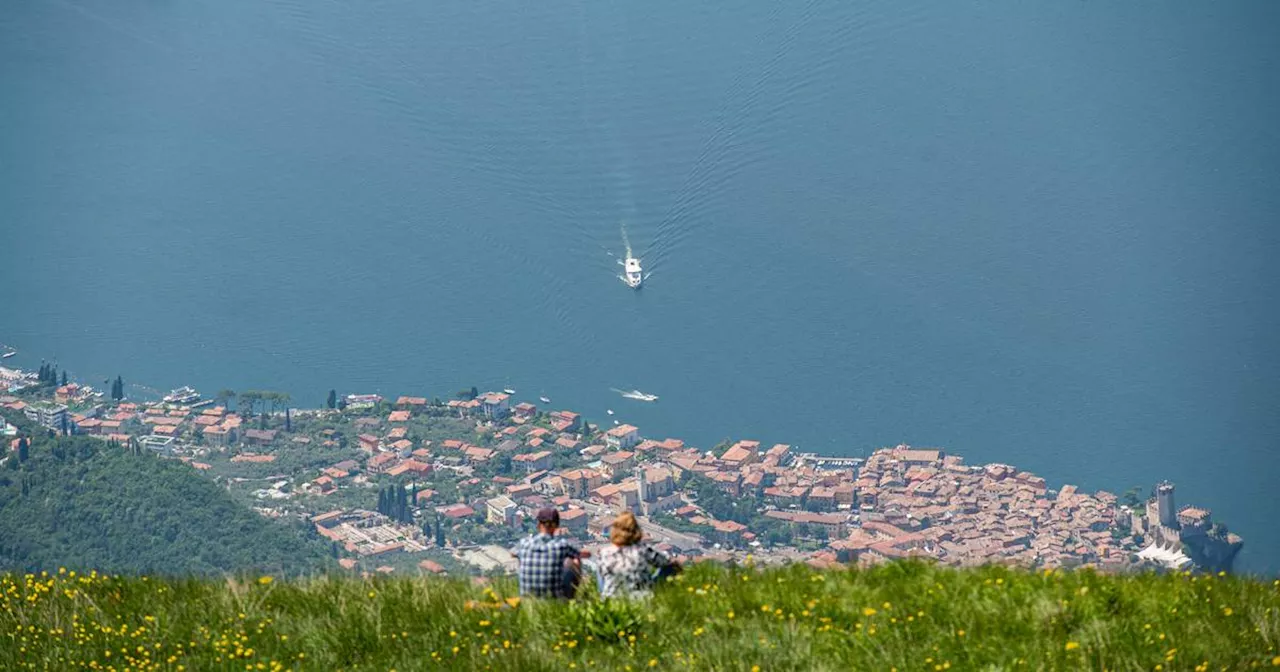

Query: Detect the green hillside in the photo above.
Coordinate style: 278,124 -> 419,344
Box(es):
0,410 -> 330,576
3,560 -> 1276,671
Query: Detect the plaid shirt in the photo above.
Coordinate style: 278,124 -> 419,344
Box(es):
511,533 -> 581,597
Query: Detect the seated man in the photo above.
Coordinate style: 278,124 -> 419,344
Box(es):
511,507 -> 591,598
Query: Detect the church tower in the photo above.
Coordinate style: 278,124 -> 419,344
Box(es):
637,466 -> 648,515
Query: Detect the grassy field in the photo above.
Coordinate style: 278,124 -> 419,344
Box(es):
3,561 -> 1277,671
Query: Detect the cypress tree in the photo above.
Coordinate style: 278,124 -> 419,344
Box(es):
60,370 -> 68,386
326,389 -> 337,409
17,438 -> 29,462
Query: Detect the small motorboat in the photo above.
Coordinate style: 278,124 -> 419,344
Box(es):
619,256 -> 643,289
503,388 -> 516,395
539,396 -> 551,404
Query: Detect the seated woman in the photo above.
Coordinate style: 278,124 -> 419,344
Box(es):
593,511 -> 681,598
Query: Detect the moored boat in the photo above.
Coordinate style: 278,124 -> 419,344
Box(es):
162,386 -> 201,404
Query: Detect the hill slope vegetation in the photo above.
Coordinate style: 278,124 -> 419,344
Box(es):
0,410 -> 329,576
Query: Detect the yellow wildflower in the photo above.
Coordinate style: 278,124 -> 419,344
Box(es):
1065,642 -> 1080,651
257,576 -> 273,586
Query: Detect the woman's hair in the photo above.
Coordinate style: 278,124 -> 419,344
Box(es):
609,511 -> 644,547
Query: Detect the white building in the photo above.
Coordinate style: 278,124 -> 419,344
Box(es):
486,495 -> 518,526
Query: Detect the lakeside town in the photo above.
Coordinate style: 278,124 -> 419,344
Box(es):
1,362 -> 1244,576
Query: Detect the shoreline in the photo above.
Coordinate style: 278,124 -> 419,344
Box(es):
0,359 -> 1246,575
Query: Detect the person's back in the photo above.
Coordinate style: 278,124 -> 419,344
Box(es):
595,542 -> 676,597
511,508 -> 587,598
595,511 -> 679,598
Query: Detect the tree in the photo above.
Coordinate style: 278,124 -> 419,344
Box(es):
17,438 -> 29,462
238,391 -> 260,416
215,389 -> 236,408
435,514 -> 446,546
327,389 -> 337,410
111,376 -> 125,401
60,371 -> 68,387
470,386 -> 479,400
1121,486 -> 1144,509
337,397 -> 347,411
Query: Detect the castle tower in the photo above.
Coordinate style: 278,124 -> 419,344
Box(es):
1156,481 -> 1177,528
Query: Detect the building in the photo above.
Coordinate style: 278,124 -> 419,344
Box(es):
513,450 -> 553,473
480,392 -> 510,420
1156,481 -> 1177,528
358,434 -> 380,454
137,435 -> 176,454
599,451 -> 636,478
243,429 -> 278,445
708,520 -> 748,546
560,508 -> 589,533
893,446 -> 944,466
549,411 -> 580,433
604,424 -> 640,450
202,424 -> 233,446
1177,506 -> 1212,535
561,469 -> 604,499
486,495 -> 518,526
720,440 -> 760,468
24,403 -> 69,434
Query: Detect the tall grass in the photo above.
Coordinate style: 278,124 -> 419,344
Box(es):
3,561 -> 1277,670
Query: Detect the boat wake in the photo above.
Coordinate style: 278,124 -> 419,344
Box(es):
611,387 -> 659,402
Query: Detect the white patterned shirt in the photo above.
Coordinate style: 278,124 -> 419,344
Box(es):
594,543 -> 674,598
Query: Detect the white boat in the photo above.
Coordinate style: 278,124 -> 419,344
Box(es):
619,256 -> 643,289
503,388 -> 516,395
606,409 -> 614,415
612,387 -> 659,402
162,386 -> 201,404
539,396 -> 551,404
1,352 -> 15,359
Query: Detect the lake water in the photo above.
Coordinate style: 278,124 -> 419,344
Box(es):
3,0 -> 1278,573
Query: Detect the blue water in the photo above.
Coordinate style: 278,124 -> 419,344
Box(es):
3,0 -> 1278,573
